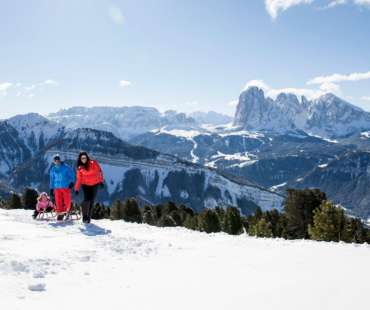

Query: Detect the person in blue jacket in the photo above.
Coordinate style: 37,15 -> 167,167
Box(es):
49,154 -> 75,221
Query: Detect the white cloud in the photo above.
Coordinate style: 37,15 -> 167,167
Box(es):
265,0 -> 370,18
0,82 -> 12,95
109,6 -> 124,25
243,79 -> 326,99
227,100 -> 238,107
243,80 -> 270,91
361,96 -> 370,101
119,80 -> 131,87
265,0 -> 313,19
43,79 -> 59,86
319,82 -> 340,93
355,0 -> 370,5
327,0 -> 348,8
24,85 -> 36,92
307,70 -> 370,85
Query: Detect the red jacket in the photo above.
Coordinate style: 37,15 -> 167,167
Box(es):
75,160 -> 104,191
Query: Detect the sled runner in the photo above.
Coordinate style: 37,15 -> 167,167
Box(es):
35,207 -> 56,220
59,204 -> 82,221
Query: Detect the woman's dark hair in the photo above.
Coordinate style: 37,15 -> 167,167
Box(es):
77,151 -> 90,169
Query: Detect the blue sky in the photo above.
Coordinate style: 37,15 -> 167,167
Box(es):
0,0 -> 370,118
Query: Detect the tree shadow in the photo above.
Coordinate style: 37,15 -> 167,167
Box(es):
79,223 -> 112,236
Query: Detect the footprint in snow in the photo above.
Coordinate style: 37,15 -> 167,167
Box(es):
32,271 -> 46,279
28,283 -> 46,292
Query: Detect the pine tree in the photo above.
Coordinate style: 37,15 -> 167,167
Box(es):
157,214 -> 177,227
215,207 -> 225,228
183,214 -> 199,230
341,217 -> 367,243
162,201 -> 178,216
23,188 -> 38,210
308,201 -> 345,242
143,205 -> 156,225
199,209 -> 221,233
7,192 -> 23,209
284,188 -> 326,239
122,198 -> 142,223
264,209 -> 283,237
111,200 -> 124,220
0,197 -> 6,209
223,207 -> 243,235
248,218 -> 273,238
178,204 -> 193,225
91,203 -> 106,220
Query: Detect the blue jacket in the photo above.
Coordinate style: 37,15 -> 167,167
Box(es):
49,162 -> 75,189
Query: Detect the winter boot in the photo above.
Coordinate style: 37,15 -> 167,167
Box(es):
56,214 -> 64,221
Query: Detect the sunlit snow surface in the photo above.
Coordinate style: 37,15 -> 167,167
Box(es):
1,209 -> 369,310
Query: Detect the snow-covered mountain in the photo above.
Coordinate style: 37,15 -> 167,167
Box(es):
5,124 -> 283,214
234,87 -> 370,138
189,111 -> 233,125
7,113 -> 65,153
286,150 -> 370,219
3,86 -> 370,218
0,122 -> 31,176
48,106 -> 199,140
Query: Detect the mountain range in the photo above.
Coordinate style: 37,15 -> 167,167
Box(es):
234,87 -> 370,138
2,86 -> 370,218
0,113 -> 283,214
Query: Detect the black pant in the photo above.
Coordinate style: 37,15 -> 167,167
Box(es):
81,184 -> 98,222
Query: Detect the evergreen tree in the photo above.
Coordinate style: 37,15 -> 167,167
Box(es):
254,206 -> 263,220
162,201 -> 178,216
183,214 -> 199,230
169,210 -> 182,226
215,207 -> 225,228
111,200 -> 124,220
178,204 -> 193,225
122,198 -> 142,223
23,188 -> 38,210
103,204 -> 111,219
264,209 -> 283,237
143,205 -> 156,225
91,203 -> 106,220
248,218 -> 273,238
0,197 -> 6,209
276,213 -> 288,239
7,192 -> 23,209
284,188 -> 326,239
157,214 -> 177,227
153,204 -> 164,220
308,201 -> 345,242
223,207 -> 243,235
199,209 -> 221,233
341,217 -> 367,243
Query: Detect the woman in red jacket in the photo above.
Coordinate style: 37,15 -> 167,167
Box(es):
75,151 -> 104,223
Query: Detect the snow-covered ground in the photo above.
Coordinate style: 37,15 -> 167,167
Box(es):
1,209 -> 369,310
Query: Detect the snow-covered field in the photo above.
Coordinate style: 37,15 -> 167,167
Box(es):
1,209 -> 369,310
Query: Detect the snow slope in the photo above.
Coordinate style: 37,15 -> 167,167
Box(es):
1,209 -> 369,310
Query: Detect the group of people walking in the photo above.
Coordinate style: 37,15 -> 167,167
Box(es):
47,151 -> 104,223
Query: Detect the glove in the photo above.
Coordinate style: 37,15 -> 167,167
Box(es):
49,189 -> 54,198
99,182 -> 104,188
75,190 -> 79,196
68,182 -> 74,189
